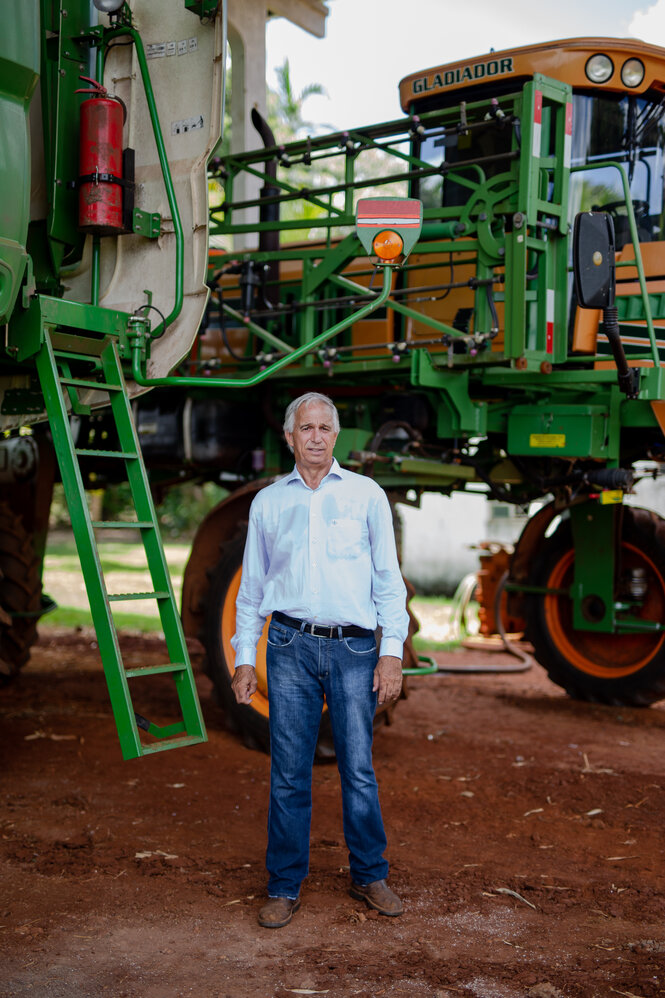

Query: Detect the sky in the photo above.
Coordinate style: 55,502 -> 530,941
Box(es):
266,0 -> 665,131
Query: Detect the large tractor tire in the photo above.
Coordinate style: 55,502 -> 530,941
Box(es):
203,529 -> 336,755
0,502 -> 42,685
202,525 -> 404,756
525,506 -> 665,706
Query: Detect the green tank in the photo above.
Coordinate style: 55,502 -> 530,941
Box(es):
0,0 -> 39,324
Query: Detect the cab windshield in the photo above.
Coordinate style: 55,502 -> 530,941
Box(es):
414,90 -> 665,248
569,92 -> 665,247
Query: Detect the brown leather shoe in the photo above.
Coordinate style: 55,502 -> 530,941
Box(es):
349,879 -> 403,916
258,896 -> 301,928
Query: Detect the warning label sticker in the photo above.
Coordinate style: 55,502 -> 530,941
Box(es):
529,434 -> 566,449
171,115 -> 204,135
147,38 -> 198,59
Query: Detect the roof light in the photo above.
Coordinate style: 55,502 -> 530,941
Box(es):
372,230 -> 404,261
585,53 -> 614,84
621,58 -> 645,88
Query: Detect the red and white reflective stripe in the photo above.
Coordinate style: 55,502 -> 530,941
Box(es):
532,90 -> 543,158
356,199 -> 421,227
356,217 -> 421,227
546,288 -> 555,354
564,102 -> 573,169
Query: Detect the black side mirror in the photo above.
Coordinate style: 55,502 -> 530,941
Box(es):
572,211 -> 616,309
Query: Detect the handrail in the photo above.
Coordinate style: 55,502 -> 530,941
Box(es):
571,161 -> 659,366
129,264 -> 395,389
99,24 -> 184,337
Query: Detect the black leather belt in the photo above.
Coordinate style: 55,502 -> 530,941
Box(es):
272,611 -> 373,640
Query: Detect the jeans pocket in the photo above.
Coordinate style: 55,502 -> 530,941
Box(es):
342,635 -> 377,656
267,623 -> 297,648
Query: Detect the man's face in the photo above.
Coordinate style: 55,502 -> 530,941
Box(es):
285,401 -> 338,474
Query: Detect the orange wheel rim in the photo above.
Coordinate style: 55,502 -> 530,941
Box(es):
220,566 -> 271,718
219,566 -> 330,722
544,542 -> 665,679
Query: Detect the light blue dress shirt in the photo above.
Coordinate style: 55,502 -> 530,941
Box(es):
232,458 -> 409,667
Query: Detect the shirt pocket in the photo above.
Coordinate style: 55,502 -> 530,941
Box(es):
327,517 -> 365,559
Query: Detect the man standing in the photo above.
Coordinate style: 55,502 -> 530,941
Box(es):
231,391 -> 409,928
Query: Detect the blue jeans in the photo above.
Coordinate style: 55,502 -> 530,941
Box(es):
265,618 -> 389,899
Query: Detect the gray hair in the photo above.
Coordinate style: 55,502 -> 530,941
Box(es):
283,392 -> 340,437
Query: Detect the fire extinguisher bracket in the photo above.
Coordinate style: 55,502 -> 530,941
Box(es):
133,209 -> 161,239
75,171 -> 129,187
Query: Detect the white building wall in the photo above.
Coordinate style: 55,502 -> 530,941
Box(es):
398,492 -> 490,595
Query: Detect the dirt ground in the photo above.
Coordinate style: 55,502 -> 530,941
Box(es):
1,628 -> 665,998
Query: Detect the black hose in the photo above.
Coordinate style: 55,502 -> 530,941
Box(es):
603,305 -> 640,398
251,109 -> 280,307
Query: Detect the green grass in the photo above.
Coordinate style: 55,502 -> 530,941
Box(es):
411,594 -> 455,606
44,537 -> 82,559
410,593 -> 478,653
41,605 -> 167,633
41,534 -> 191,635
45,537 -> 190,564
412,635 -> 463,653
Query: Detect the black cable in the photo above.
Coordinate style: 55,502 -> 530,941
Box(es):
133,303 -> 167,338
485,282 -> 499,336
104,39 -> 135,51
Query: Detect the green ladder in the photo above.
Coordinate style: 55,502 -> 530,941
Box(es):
36,328 -> 207,760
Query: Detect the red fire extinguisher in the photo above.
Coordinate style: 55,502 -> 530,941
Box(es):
76,76 -> 125,234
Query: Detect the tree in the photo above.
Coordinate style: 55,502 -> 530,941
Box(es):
267,58 -> 329,143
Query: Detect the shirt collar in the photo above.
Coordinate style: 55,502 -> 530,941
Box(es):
286,457 -> 344,488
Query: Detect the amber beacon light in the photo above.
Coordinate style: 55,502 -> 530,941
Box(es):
355,197 -> 423,263
373,229 -> 404,260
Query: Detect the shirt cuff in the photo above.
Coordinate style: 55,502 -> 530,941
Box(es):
378,636 -> 404,659
234,647 -> 257,668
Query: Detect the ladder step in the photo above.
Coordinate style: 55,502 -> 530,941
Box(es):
59,376 -> 122,392
135,713 -> 185,736
126,663 -> 188,679
75,448 -> 137,460
92,520 -> 154,530
52,343 -> 106,360
107,591 -> 170,602
140,734 -> 207,756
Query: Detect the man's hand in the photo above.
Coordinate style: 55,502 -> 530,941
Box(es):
231,664 -> 258,704
372,655 -> 403,705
